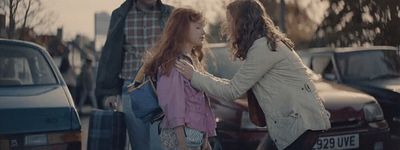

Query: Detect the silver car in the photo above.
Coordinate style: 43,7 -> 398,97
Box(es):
0,39 -> 81,150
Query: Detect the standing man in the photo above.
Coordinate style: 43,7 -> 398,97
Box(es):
78,57 -> 98,112
95,0 -> 173,149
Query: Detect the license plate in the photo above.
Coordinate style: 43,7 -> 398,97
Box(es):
313,134 -> 359,150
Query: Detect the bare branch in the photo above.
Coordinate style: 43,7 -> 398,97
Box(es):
22,0 -> 32,29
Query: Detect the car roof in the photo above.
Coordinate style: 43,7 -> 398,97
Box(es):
0,38 -> 47,52
0,38 -> 64,84
208,43 -> 227,49
305,46 -> 398,54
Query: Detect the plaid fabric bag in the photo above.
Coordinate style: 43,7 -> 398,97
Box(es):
87,109 -> 126,150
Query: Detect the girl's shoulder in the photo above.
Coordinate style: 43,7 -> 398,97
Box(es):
177,54 -> 194,65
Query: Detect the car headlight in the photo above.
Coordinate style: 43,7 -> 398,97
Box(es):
363,102 -> 384,122
240,111 -> 266,130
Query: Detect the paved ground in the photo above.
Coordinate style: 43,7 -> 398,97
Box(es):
78,107 -> 91,150
79,106 -> 400,150
79,106 -> 131,150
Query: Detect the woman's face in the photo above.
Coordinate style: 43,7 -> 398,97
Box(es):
187,20 -> 206,47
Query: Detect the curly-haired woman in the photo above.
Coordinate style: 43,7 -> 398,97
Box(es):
175,1 -> 331,150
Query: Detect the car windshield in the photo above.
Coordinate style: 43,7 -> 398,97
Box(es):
0,45 -> 57,86
206,46 -> 242,79
336,50 -> 400,80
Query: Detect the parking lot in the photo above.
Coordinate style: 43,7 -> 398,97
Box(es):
78,106 -> 400,150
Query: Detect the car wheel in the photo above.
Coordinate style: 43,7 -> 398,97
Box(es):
209,137 -> 223,150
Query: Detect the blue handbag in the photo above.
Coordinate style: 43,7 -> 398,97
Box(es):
127,66 -> 164,123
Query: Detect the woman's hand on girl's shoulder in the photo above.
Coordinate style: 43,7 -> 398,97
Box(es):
175,59 -> 195,80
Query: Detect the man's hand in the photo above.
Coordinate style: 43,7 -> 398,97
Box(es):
103,95 -> 118,110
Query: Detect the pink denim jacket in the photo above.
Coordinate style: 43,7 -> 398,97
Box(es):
157,67 -> 216,136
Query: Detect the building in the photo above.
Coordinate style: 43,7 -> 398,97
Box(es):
94,12 -> 110,52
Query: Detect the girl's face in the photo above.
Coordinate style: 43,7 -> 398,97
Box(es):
187,20 -> 206,47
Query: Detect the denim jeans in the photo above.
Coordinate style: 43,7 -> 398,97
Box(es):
122,80 -> 163,150
159,128 -> 203,150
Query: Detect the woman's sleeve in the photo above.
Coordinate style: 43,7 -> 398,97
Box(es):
157,68 -> 187,127
191,43 -> 286,101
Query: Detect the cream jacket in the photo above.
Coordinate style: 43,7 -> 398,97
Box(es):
191,37 -> 331,150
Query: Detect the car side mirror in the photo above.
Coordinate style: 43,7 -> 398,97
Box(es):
323,73 -> 336,81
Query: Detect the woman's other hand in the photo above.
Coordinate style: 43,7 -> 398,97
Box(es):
175,59 -> 195,80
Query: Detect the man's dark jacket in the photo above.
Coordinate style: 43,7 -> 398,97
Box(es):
95,0 -> 173,99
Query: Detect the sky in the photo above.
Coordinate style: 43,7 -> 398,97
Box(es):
40,0 -> 227,40
39,0 -> 327,41
42,0 -> 124,40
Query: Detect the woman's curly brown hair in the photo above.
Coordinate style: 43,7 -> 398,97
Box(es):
224,0 -> 294,60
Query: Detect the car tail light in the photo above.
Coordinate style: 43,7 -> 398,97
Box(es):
24,131 -> 81,146
363,102 -> 384,122
48,131 -> 81,144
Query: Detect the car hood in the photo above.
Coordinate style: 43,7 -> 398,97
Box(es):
353,77 -> 400,94
315,80 -> 376,124
232,80 -> 375,125
0,85 -> 80,135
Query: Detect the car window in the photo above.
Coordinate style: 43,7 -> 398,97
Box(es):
336,50 -> 400,80
0,45 -> 57,86
311,55 -> 332,75
310,55 -> 339,80
206,47 -> 243,79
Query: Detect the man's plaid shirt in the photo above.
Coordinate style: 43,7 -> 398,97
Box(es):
121,7 -> 162,80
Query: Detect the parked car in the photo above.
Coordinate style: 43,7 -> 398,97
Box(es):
299,46 -> 400,137
206,44 -> 389,150
0,39 -> 81,150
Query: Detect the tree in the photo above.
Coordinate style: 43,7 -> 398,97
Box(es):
259,0 -> 327,48
164,0 -> 227,43
312,0 -> 400,47
1,0 -> 54,39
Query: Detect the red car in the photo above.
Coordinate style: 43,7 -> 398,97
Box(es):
207,44 -> 390,150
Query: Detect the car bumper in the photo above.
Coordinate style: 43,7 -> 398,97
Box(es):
0,131 -> 81,150
316,121 -> 390,150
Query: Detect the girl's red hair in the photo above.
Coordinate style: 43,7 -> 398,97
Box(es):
144,8 -> 206,77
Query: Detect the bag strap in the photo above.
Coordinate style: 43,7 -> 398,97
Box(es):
134,65 -> 146,84
247,89 -> 266,127
127,66 -> 146,88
